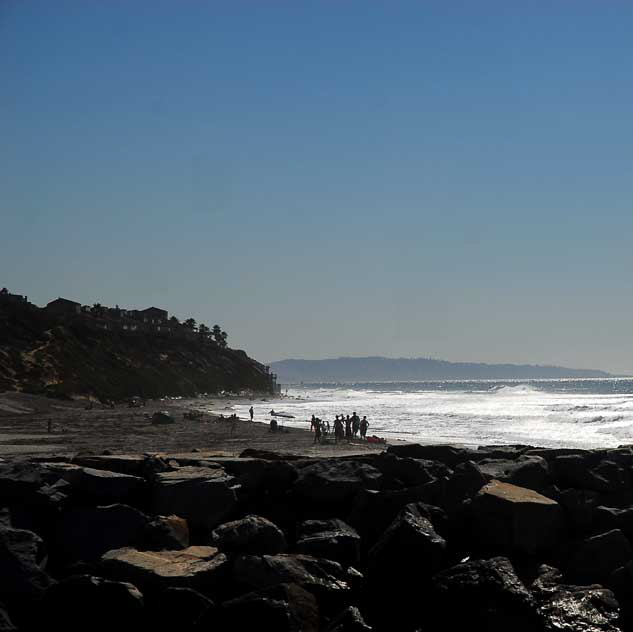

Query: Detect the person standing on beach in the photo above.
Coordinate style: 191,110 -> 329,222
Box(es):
351,412 -> 360,438
360,416 -> 369,439
313,419 -> 322,444
345,415 -> 352,441
249,406 -> 254,421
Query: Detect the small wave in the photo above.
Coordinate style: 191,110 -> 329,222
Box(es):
488,384 -> 540,396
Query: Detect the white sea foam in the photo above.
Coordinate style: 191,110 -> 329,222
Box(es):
234,379 -> 633,449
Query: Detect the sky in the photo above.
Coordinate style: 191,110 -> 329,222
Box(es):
2,1 -> 633,374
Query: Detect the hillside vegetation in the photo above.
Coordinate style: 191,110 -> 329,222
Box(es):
0,302 -> 272,400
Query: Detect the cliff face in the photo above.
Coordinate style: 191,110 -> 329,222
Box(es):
0,303 -> 272,400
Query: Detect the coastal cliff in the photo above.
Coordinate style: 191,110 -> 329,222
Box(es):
0,300 -> 273,400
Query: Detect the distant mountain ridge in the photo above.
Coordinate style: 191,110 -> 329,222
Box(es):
271,356 -> 611,383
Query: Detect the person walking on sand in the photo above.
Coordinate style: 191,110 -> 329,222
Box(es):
360,416 -> 369,440
249,406 -> 254,421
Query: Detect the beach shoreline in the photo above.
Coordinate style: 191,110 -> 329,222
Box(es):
0,391 -> 389,458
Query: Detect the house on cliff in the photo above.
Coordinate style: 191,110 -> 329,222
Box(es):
46,297 -> 82,316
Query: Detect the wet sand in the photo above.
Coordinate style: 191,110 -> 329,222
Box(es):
0,392 -> 388,458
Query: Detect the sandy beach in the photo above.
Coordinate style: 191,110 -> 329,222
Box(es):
0,391 -> 388,458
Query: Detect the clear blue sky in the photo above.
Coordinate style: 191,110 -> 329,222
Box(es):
2,1 -> 633,373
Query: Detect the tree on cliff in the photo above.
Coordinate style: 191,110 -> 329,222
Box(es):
184,318 -> 197,331
169,316 -> 180,326
198,323 -> 211,340
212,325 -> 228,348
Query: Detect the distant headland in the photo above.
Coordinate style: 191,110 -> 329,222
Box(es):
271,356 -> 612,383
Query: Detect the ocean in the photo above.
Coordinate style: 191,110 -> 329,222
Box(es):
234,378 -> 633,449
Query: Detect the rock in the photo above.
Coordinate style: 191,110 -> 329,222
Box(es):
470,480 -> 563,556
327,606 -> 372,632
371,452 -> 449,487
101,546 -> 228,594
296,519 -> 361,566
208,457 -> 298,494
559,488 -> 601,535
151,466 -> 237,531
240,449 -> 303,461
35,575 -> 144,631
151,411 -> 176,424
568,529 -> 633,584
142,514 -> 189,550
0,606 -> 15,631
210,583 -> 319,632
386,444 -> 475,467
478,455 -> 551,493
0,526 -> 53,611
594,506 -> 633,541
365,503 -> 446,628
476,445 -> 532,460
347,486 -> 441,547
212,515 -> 287,555
72,454 -> 147,476
148,587 -> 214,628
232,554 -> 351,612
293,460 -> 382,506
442,460 -> 488,512
431,557 -> 540,632
0,461 -> 55,500
532,564 -> 622,632
50,504 -> 149,566
40,462 -> 145,503
555,456 -> 629,493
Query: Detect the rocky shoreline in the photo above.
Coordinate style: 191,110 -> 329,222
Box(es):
2,442 -> 633,630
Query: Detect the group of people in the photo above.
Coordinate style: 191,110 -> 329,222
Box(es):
310,412 -> 369,444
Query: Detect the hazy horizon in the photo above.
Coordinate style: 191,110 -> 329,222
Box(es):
3,2 -> 633,374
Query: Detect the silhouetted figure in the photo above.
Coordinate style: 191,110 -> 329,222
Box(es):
360,416 -> 369,439
351,412 -> 360,438
314,420 -> 322,444
345,415 -> 352,440
270,418 -> 278,433
249,406 -> 254,421
334,417 -> 344,443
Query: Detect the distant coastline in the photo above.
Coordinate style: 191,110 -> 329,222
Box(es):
271,356 -> 612,383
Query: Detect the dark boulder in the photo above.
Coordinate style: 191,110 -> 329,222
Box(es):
207,583 -> 319,632
50,504 -> 149,566
151,466 -> 238,531
72,454 -> 147,476
470,480 -> 563,556
567,529 -> 633,584
478,455 -> 551,493
559,488 -> 601,536
0,606 -> 15,631
142,514 -> 189,550
211,515 -> 287,555
240,449 -> 303,461
594,506 -> 633,541
34,575 -> 144,631
0,526 -> 53,612
386,444 -> 475,467
555,456 -> 629,494
293,460 -> 382,506
371,452 -> 449,487
532,564 -> 622,632
296,519 -> 361,566
327,606 -> 372,632
365,503 -> 446,629
148,587 -> 214,628
431,556 -> 540,632
442,460 -> 488,512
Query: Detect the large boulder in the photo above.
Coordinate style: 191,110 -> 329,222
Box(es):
371,452 -> 449,487
151,466 -> 237,531
142,514 -> 189,551
211,515 -> 287,555
470,480 -> 563,556
559,488 -> 601,536
296,519 -> 361,567
72,454 -> 147,476
594,506 -> 633,541
232,554 -> 352,612
478,455 -> 551,493
39,463 -> 145,503
327,606 -> 372,632
0,526 -> 53,613
209,583 -> 319,632
34,575 -> 144,631
431,557 -> 540,632
147,587 -> 214,628
101,546 -> 228,595
555,456 -> 629,493
567,529 -> 633,584
532,564 -> 622,632
50,504 -> 149,566
386,444 -> 476,467
365,503 -> 446,629
441,460 -> 488,512
293,460 -> 382,506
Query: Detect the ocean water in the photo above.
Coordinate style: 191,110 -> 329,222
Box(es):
234,379 -> 633,449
